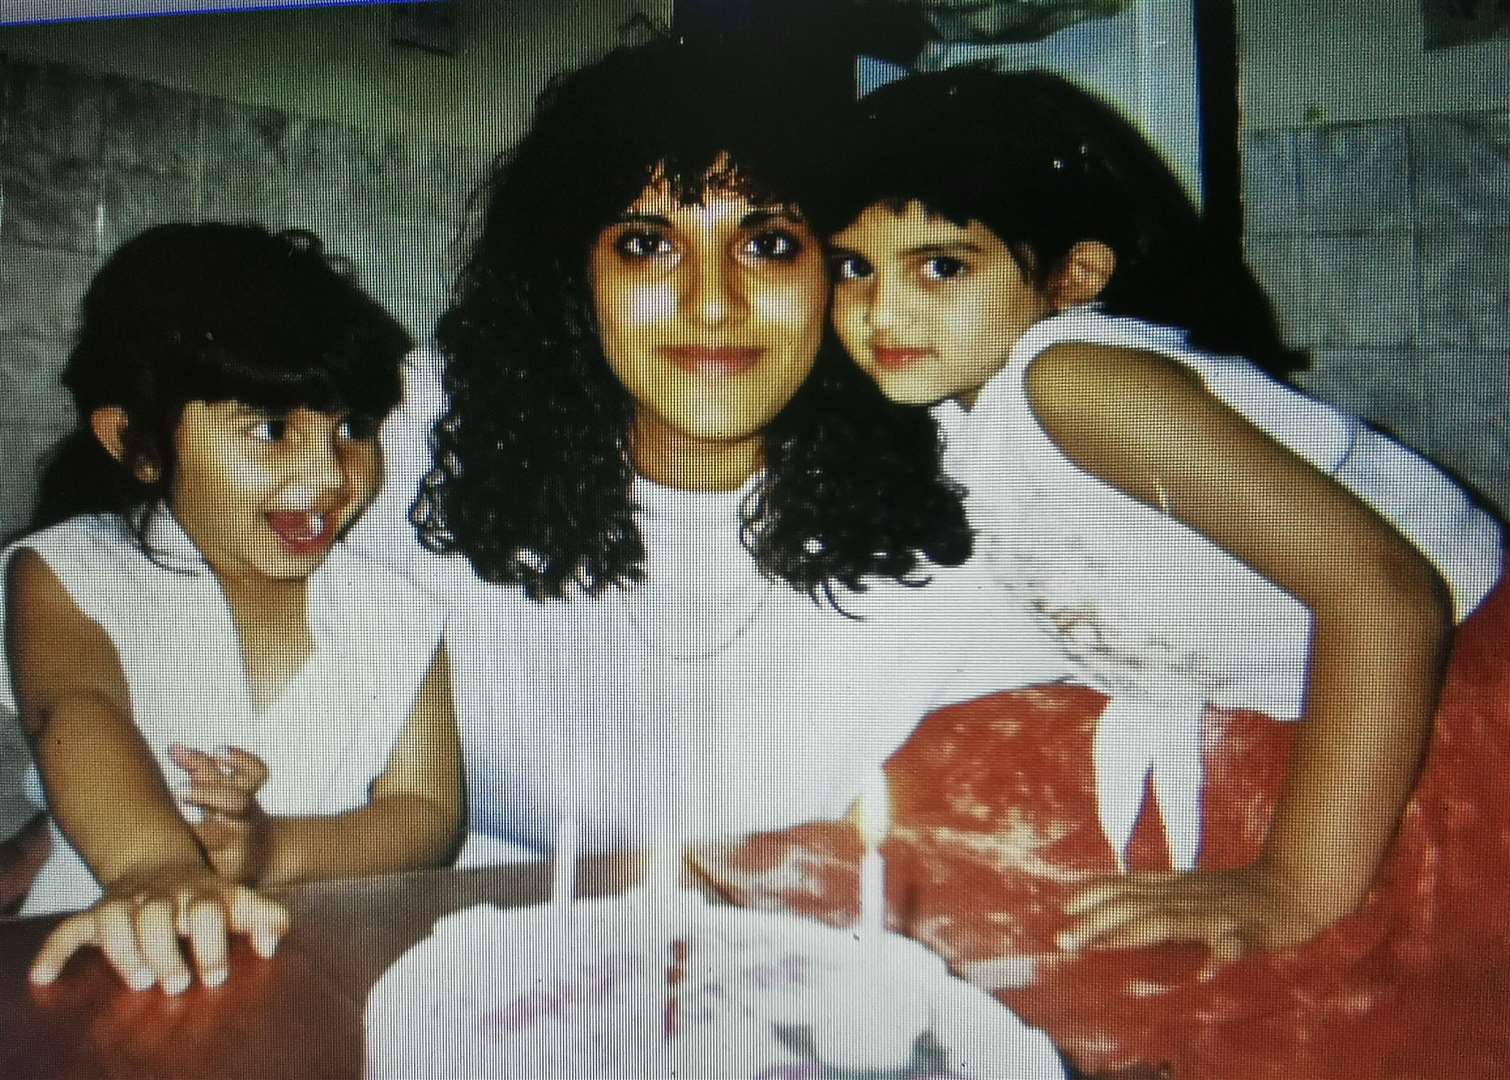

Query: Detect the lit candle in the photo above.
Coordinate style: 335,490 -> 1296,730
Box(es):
812,765 -> 921,1071
646,827 -> 683,894
858,766 -> 890,955
550,809 -> 578,907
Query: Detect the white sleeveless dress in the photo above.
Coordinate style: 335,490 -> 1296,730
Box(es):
934,307 -> 1504,869
2,511 -> 447,914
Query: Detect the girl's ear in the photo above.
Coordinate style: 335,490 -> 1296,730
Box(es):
89,407 -> 159,483
1048,241 -> 1116,311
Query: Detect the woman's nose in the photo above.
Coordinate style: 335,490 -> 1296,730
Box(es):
682,251 -> 748,326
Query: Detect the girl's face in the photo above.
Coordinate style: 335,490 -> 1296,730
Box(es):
589,167 -> 827,488
828,201 -> 1054,408
170,401 -> 380,585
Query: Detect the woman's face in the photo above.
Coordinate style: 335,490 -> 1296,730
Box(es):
589,167 -> 827,490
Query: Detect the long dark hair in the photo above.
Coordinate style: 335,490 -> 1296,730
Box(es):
813,66 -> 1305,378
417,37 -> 971,601
30,222 -> 411,540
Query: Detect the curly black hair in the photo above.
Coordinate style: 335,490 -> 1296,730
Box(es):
811,66 -> 1305,380
417,36 -> 971,601
29,221 -> 411,542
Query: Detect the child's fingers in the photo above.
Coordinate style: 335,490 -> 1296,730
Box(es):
1056,893 -> 1148,951
215,746 -> 269,792
171,744 -> 264,797
1062,870 -> 1176,915
96,902 -> 157,992
1058,875 -> 1204,951
227,886 -> 289,959
29,914 -> 103,986
168,744 -> 219,779
180,779 -> 254,817
184,899 -> 230,988
131,898 -> 192,995
1065,906 -> 1236,954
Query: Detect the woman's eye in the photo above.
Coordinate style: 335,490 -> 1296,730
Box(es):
830,254 -> 872,281
614,230 -> 673,260
743,230 -> 802,261
920,256 -> 967,281
248,418 -> 287,443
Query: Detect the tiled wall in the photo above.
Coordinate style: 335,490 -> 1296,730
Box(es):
1241,109 -> 1510,517
0,49 -> 493,540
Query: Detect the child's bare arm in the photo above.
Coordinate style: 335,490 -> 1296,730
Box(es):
1025,343 -> 1452,956
7,551 -> 288,990
232,645 -> 463,887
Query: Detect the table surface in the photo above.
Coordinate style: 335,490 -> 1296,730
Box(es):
0,855 -> 1112,1080
0,855 -> 648,1080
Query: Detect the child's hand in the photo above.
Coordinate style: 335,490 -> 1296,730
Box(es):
170,745 -> 272,884
1057,865 -> 1328,961
28,864 -> 288,994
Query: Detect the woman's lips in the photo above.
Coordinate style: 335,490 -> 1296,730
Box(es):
266,510 -> 334,557
660,345 -> 764,375
871,345 -> 933,371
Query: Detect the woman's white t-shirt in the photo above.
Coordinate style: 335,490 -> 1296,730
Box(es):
350,356 -> 1072,863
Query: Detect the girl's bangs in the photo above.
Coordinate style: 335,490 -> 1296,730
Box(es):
167,335 -> 402,421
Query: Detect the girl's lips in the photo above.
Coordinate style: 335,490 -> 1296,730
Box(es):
659,345 -> 764,375
266,510 -> 334,557
872,345 -> 933,371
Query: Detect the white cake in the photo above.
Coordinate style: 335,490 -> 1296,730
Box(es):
364,891 -> 1065,1079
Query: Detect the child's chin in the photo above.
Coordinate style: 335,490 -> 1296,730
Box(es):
263,545 -> 331,577
875,374 -> 952,408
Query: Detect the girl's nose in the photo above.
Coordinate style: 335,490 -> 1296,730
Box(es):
291,433 -> 347,498
683,251 -> 748,326
864,274 -> 901,331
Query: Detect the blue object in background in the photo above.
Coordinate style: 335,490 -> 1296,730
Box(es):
856,53 -> 912,98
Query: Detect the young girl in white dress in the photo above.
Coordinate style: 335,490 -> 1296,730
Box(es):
3,223 -> 461,995
820,68 -> 1502,961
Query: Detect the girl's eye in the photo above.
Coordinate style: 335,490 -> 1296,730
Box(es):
337,415 -> 379,440
920,256 -> 967,281
742,229 -> 802,262
614,230 -> 674,260
830,254 -> 872,282
248,418 -> 288,443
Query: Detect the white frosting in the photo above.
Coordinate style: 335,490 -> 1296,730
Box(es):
364,894 -> 1065,1079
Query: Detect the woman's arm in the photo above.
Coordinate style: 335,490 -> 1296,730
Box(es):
1022,343 -> 1452,956
180,646 -> 463,887
7,550 -> 287,991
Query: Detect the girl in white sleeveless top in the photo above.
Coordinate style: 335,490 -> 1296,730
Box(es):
822,68 -> 1502,962
2,224 -> 460,996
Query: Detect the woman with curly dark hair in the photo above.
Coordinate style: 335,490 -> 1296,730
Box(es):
352,36 -> 1067,865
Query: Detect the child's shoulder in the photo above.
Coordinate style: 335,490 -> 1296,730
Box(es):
5,514 -> 139,577
3,514 -> 159,640
1012,308 -> 1192,371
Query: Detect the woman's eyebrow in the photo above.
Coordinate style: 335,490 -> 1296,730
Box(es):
612,211 -> 672,227
741,207 -> 804,229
